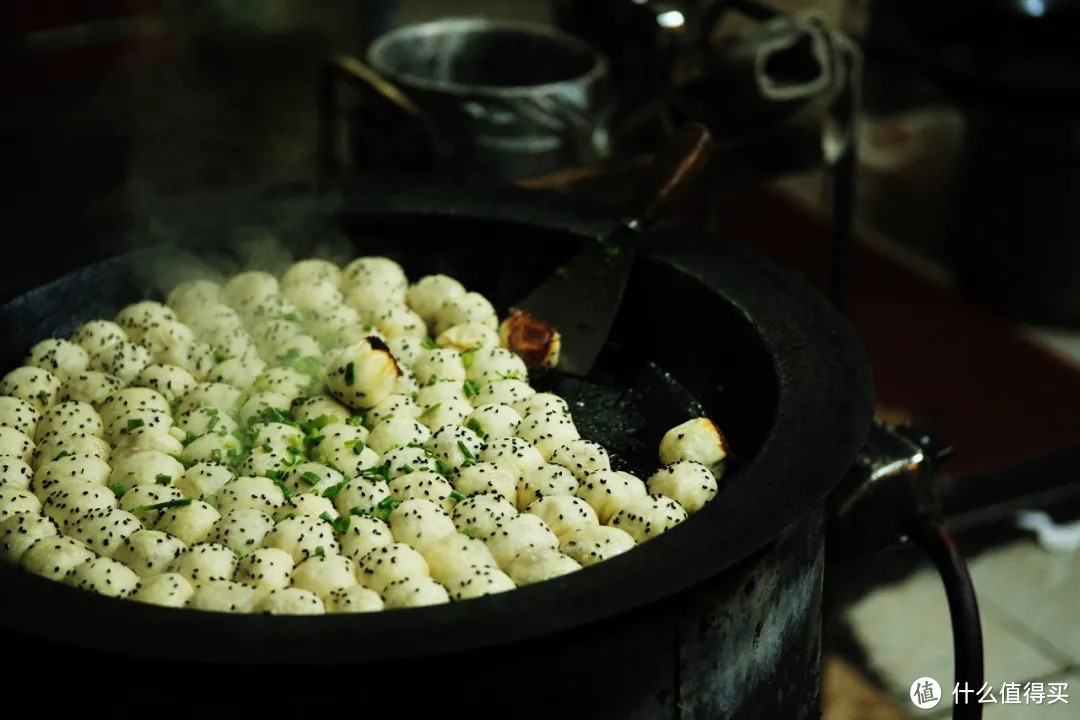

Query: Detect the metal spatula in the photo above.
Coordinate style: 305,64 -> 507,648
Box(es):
509,123 -> 714,376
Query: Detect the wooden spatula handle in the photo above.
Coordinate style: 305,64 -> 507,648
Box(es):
624,122 -> 714,229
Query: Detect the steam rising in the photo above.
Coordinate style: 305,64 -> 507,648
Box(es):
125,218 -> 358,302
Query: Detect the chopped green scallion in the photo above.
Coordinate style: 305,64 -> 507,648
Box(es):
374,496 -> 399,521
361,464 -> 391,483
271,478 -> 295,501
294,356 -> 323,379
310,415 -> 334,430
465,419 -> 487,439
132,498 -> 192,512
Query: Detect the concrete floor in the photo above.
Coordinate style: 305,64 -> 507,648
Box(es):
846,541 -> 1078,719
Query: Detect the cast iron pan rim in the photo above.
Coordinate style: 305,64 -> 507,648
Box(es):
0,182 -> 874,664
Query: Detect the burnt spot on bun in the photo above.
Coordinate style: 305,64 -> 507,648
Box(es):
707,417 -> 733,463
498,310 -> 561,372
365,335 -> 401,376
366,335 -> 390,354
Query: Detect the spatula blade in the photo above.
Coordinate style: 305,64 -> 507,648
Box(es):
511,123 -> 714,377
514,241 -> 634,376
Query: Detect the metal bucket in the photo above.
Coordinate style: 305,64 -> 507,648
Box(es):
319,18 -> 616,182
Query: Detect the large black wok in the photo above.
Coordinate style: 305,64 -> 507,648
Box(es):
0,182 -> 873,719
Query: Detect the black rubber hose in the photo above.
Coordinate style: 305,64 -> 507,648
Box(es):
905,517 -> 984,720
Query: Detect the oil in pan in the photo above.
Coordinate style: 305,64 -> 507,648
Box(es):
535,339 -> 708,475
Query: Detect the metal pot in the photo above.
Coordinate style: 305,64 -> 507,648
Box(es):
318,19 -> 616,182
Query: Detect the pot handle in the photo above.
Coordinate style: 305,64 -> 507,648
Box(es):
697,1 -> 839,101
828,422 -> 984,720
622,121 -> 714,231
317,55 -> 446,178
